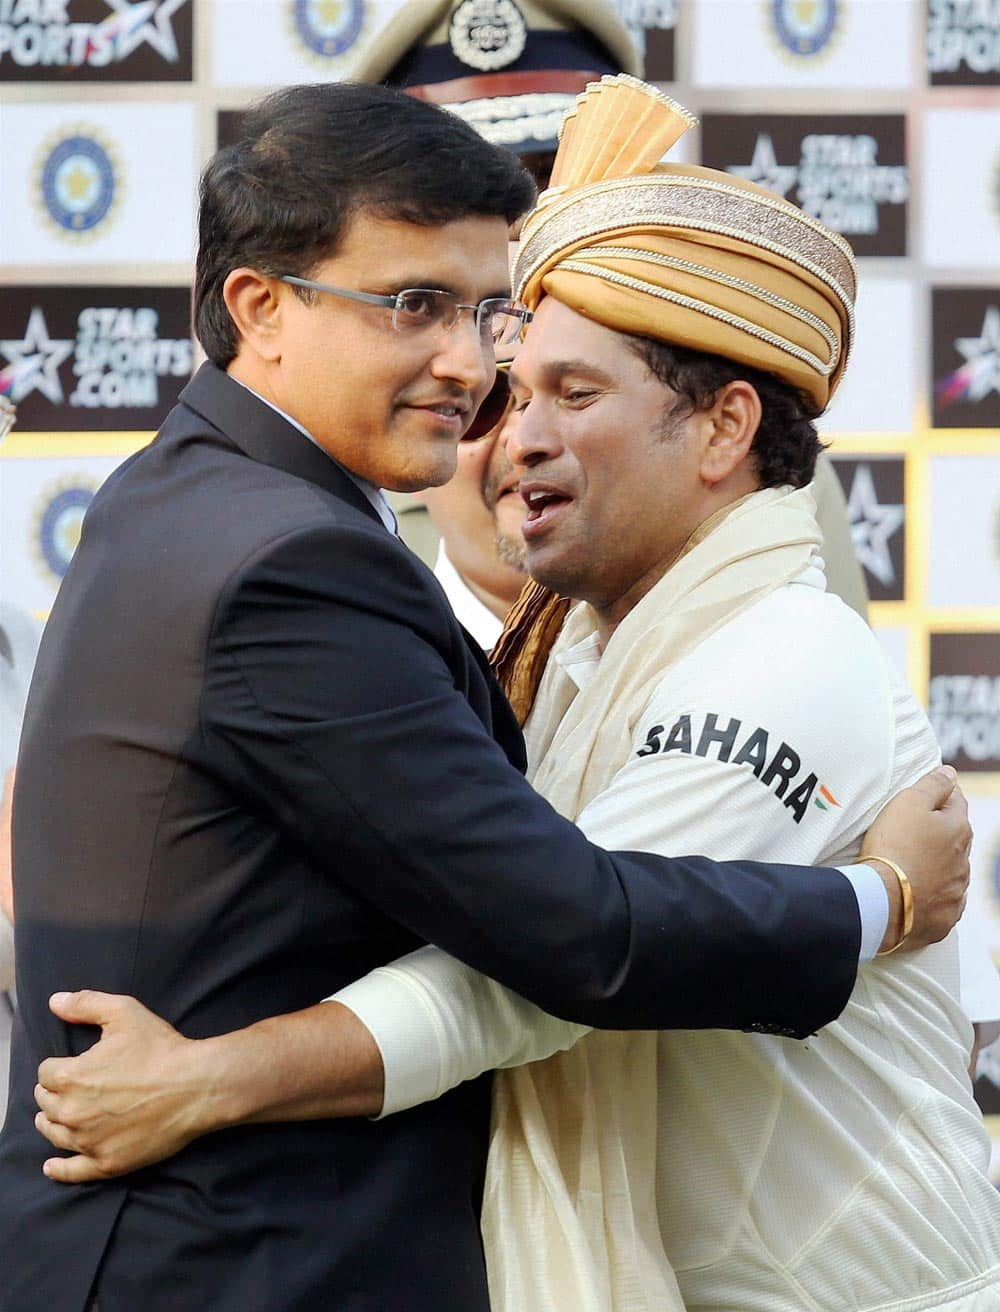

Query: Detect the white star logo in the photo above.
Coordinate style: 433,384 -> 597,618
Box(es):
102,0 -> 186,63
845,463 -> 904,589
728,134 -> 798,198
954,305 -> 1000,404
0,308 -> 74,406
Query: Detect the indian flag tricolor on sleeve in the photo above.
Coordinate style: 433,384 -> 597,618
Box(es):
814,784 -> 841,812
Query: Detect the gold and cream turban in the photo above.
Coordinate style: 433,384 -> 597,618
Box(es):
511,76 -> 856,410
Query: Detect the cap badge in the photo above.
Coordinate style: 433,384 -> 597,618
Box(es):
449,0 -> 527,71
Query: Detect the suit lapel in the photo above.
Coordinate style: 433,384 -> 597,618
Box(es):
180,367 -> 525,767
179,363 -> 383,527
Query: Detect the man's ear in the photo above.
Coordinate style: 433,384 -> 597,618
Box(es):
699,380 -> 761,486
222,269 -> 284,363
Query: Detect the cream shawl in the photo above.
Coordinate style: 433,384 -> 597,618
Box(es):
482,483 -> 822,1312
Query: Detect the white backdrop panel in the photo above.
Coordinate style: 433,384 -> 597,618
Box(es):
691,0 -> 914,90
923,108 -> 1000,270
820,276 -> 918,434
211,0 -> 409,87
0,102 -> 197,266
928,455 -> 1000,609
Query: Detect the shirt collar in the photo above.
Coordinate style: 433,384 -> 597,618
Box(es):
554,630 -> 603,692
231,378 -> 398,535
433,542 -> 505,652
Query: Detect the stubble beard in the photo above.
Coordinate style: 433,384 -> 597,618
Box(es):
494,529 -> 528,573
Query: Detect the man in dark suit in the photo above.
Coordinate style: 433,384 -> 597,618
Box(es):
1,83 -> 968,1312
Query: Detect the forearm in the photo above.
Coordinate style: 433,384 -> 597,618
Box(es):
185,1001 -> 386,1132
335,947 -> 589,1116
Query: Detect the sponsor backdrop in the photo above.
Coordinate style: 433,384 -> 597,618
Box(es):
0,0 -> 999,1158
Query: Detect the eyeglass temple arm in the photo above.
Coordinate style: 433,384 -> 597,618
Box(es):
279,276 -> 396,309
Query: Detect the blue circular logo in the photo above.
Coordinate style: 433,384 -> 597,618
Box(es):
38,486 -> 94,579
40,135 -> 116,234
772,0 -> 838,56
292,0 -> 365,58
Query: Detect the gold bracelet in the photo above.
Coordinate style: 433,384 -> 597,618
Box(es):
865,855 -> 915,956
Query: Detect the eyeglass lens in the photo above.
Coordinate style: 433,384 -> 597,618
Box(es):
392,291 -> 526,346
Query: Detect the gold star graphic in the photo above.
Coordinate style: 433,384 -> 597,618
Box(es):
316,0 -> 342,25
63,164 -> 93,202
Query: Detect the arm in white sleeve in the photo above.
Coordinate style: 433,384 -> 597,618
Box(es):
332,862 -> 879,1121
334,596 -> 903,1116
336,857 -> 878,1118
334,947 -> 590,1117
335,739 -> 880,1111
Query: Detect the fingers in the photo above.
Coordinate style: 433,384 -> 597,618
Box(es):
34,1111 -> 77,1152
908,764 -> 958,809
35,1106 -> 130,1182
47,989 -> 129,1026
37,1054 -> 78,1093
33,1082 -> 62,1116
43,1154 -> 111,1185
939,787 -> 973,848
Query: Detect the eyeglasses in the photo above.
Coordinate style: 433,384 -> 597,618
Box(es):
278,275 -> 532,347
463,360 -> 513,443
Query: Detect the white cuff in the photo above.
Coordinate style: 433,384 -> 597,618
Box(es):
330,966 -> 445,1119
839,863 -> 890,962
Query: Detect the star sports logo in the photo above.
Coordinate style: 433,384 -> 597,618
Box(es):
0,307 -> 73,405
727,128 -> 907,240
0,299 -> 194,419
936,305 -> 1000,409
729,134 -> 797,197
845,463 -> 904,589
0,0 -> 186,68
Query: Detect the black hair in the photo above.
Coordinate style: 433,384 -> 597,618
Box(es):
195,82 -> 537,365
627,336 -> 824,488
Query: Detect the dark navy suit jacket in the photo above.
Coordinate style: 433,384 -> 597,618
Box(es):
0,364 -> 860,1311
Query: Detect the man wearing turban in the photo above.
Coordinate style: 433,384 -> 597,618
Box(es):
30,78 -> 998,1312
321,80 -> 1000,1311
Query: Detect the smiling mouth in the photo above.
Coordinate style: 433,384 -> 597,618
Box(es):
420,403 -> 466,420
522,488 -> 572,528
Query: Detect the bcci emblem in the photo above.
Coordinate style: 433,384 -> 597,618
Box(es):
290,0 -> 365,60
769,0 -> 840,58
450,0 -> 527,72
34,480 -> 96,584
35,127 -> 121,242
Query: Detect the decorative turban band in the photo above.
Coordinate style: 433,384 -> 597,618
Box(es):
511,75 -> 857,411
